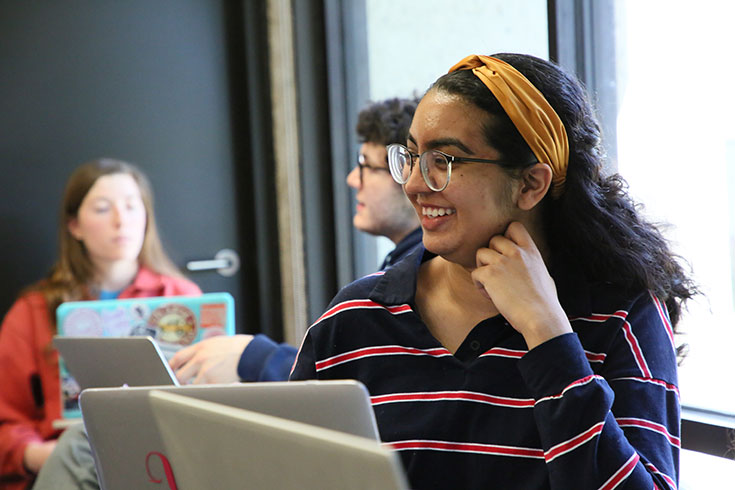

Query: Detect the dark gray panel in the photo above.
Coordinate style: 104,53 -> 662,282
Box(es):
0,0 -> 247,329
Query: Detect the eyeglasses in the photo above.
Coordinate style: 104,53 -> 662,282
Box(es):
386,143 -> 523,192
357,153 -> 391,187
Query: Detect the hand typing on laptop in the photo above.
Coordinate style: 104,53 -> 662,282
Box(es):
169,334 -> 253,384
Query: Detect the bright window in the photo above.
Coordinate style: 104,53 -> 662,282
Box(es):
614,0 -> 735,413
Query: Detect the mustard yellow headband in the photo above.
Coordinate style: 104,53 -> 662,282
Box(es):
448,55 -> 569,199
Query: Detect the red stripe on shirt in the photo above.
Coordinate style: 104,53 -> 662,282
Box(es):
621,320 -> 652,378
536,375 -> 604,404
569,310 -> 629,323
386,439 -> 545,459
584,350 -> 607,363
650,292 -> 676,353
371,391 -> 535,408
643,462 -> 677,490
545,421 -> 605,462
599,452 -> 640,490
315,345 -> 452,371
616,417 -> 680,448
609,377 -> 680,397
312,299 -> 412,325
479,347 -> 525,359
479,347 -> 605,364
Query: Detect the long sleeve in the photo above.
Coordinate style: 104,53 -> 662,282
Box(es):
517,293 -> 679,489
0,294 -> 61,489
289,330 -> 318,381
237,334 -> 297,382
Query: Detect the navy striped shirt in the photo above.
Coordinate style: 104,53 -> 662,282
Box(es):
291,247 -> 679,489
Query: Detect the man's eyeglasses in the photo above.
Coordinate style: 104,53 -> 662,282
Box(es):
386,143 -> 525,192
357,153 -> 391,186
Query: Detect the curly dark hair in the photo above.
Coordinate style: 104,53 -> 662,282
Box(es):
356,97 -> 420,146
432,53 -> 697,330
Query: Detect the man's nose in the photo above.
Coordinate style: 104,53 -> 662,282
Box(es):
346,165 -> 361,189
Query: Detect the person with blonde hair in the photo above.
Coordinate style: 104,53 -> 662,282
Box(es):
0,159 -> 200,489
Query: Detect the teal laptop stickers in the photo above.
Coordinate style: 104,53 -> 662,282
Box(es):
55,292 -> 235,418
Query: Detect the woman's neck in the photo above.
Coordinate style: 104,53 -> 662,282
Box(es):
436,216 -> 551,314
92,259 -> 140,293
442,258 -> 500,314
416,256 -> 499,353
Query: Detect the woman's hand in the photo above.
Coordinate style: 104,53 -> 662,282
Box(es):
471,221 -> 571,350
23,440 -> 56,474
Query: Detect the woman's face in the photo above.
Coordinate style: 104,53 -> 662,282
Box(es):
405,90 -> 520,268
68,173 -> 147,267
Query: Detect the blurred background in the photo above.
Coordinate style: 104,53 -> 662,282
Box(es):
1,0 -> 733,440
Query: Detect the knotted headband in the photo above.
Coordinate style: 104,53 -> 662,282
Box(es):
448,55 -> 569,199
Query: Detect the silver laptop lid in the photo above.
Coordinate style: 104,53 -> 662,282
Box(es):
53,336 -> 178,390
149,390 -> 408,490
79,380 -> 381,490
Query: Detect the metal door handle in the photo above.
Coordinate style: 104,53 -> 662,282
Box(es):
186,249 -> 240,277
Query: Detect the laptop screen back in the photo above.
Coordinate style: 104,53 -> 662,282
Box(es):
79,381 -> 382,490
55,292 -> 235,418
53,336 -> 178,390
148,390 -> 408,490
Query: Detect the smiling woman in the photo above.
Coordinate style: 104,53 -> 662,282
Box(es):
0,159 -> 201,490
291,53 -> 696,489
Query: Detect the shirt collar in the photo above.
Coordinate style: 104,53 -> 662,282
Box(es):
371,246 -> 430,306
128,266 -> 165,293
380,227 -> 423,270
370,246 -> 591,317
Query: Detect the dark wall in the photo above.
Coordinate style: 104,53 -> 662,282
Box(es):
0,0 -> 262,332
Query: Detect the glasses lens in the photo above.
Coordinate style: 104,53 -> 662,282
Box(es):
387,144 -> 411,184
357,153 -> 365,185
420,151 -> 449,191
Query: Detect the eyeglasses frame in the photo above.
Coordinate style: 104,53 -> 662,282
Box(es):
357,152 -> 391,187
386,143 -> 528,192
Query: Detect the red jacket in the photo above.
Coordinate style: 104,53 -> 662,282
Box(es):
0,267 -> 200,489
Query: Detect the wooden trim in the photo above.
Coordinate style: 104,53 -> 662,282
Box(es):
267,0 -> 308,345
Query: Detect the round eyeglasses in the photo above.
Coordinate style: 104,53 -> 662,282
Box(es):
357,153 -> 391,187
386,143 -> 523,192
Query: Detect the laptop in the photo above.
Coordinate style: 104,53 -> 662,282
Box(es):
55,292 -> 235,418
53,336 -> 179,390
149,390 -> 409,490
79,380 -> 383,490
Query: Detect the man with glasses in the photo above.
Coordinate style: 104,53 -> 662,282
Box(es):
168,97 -> 422,385
346,98 -> 423,269
32,97 -> 422,490
163,98 -> 423,387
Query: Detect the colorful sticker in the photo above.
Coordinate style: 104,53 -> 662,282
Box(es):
129,302 -> 150,322
62,308 -> 103,336
200,303 -> 227,329
148,304 -> 197,346
101,307 -> 131,337
60,372 -> 81,410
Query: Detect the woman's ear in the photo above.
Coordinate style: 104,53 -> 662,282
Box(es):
67,218 -> 81,241
517,163 -> 553,211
